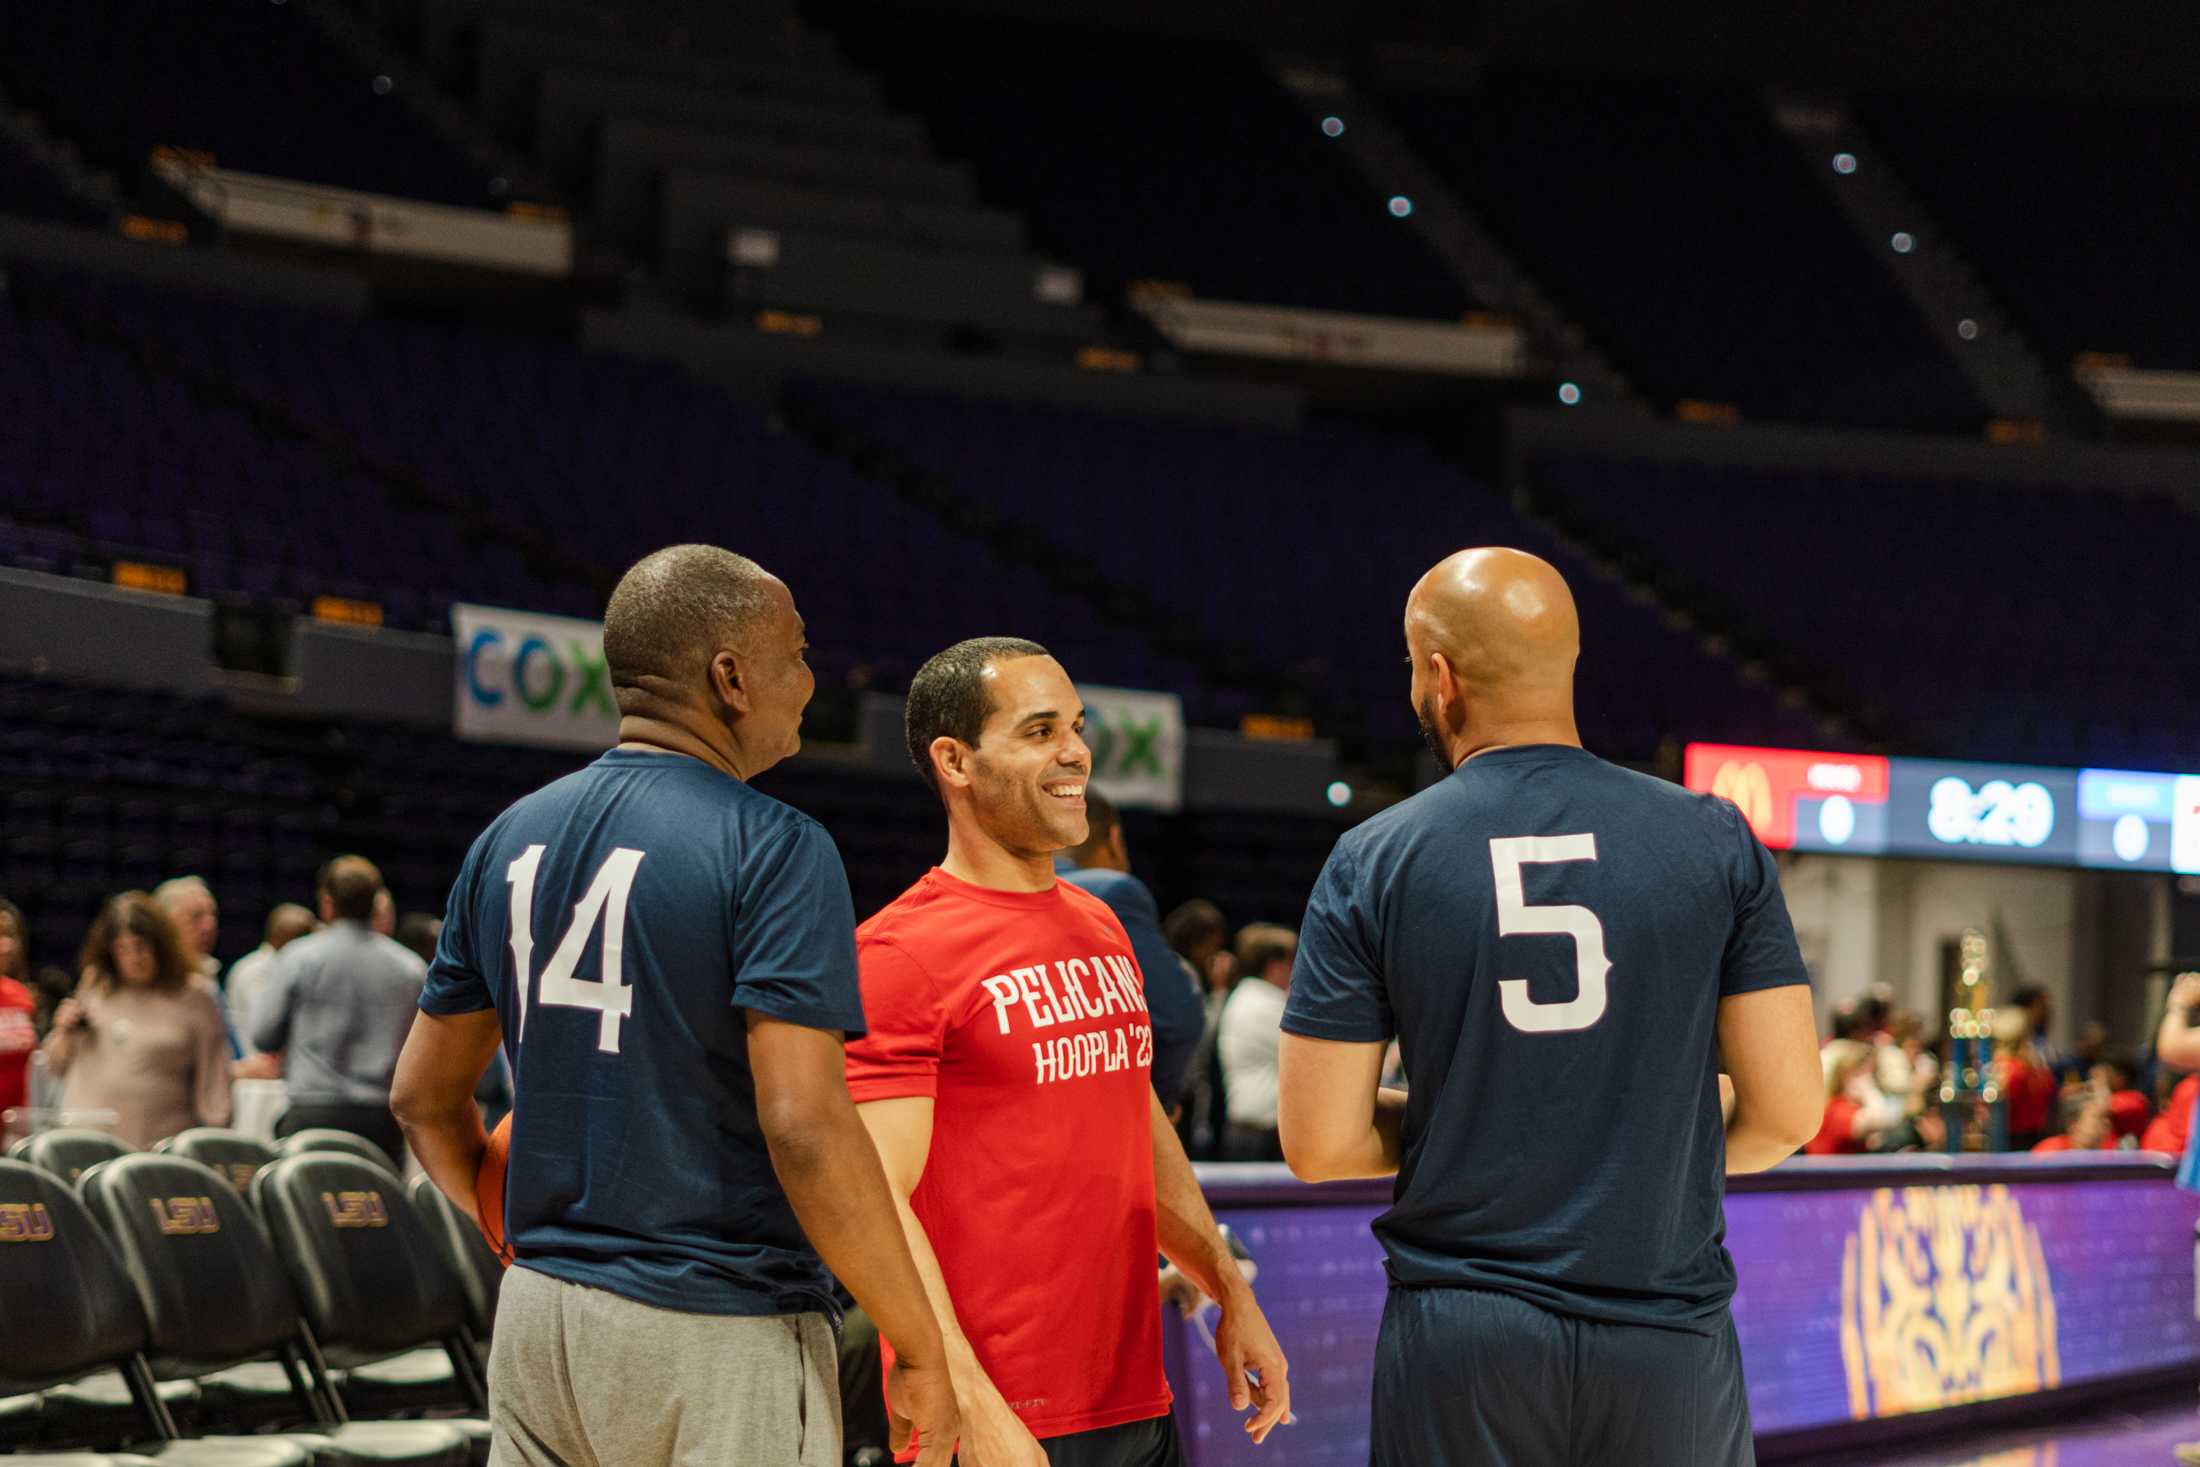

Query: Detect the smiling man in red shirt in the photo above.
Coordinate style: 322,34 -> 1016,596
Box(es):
847,637 -> 1289,1467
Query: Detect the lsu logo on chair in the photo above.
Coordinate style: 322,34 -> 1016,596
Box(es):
1839,1185 -> 2059,1419
321,1190 -> 390,1230
0,1202 -> 55,1243
148,1196 -> 220,1236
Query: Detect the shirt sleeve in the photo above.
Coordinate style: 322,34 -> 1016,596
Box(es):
1073,873 -> 1204,1108
1718,800 -> 1813,998
1282,838 -> 1394,1044
843,936 -> 950,1104
729,820 -> 867,1036
190,981 -> 234,1130
421,835 -> 496,1017
249,952 -> 298,1054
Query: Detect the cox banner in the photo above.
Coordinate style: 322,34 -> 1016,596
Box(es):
1080,683 -> 1185,813
453,604 -> 618,752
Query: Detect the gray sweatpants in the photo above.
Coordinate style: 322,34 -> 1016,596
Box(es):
487,1264 -> 841,1467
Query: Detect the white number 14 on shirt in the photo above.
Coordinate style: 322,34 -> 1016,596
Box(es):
505,845 -> 645,1053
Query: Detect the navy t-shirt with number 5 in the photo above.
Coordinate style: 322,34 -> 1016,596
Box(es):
1283,744 -> 1808,1333
419,747 -> 866,1318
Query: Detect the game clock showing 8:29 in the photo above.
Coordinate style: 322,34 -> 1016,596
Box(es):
1924,776 -> 2056,849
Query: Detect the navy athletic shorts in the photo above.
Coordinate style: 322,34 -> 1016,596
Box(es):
1372,1285 -> 1753,1467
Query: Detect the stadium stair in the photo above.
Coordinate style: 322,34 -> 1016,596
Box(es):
1262,54 -> 1641,411
1760,89 -> 2090,434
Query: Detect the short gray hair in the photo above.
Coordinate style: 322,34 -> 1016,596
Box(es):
152,875 -> 213,911
602,544 -> 778,697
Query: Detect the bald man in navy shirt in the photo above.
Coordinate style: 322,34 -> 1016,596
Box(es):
1277,548 -> 1823,1467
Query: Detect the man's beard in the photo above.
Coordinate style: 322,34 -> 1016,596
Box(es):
1416,695 -> 1450,770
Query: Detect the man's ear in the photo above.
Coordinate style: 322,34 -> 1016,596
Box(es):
710,650 -> 750,715
1430,649 -> 1462,726
930,735 -> 973,792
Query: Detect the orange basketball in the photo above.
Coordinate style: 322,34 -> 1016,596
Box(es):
476,1113 -> 514,1268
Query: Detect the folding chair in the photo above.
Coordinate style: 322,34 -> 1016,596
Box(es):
0,1158 -> 299,1465
156,1130 -> 279,1200
78,1152 -> 469,1466
14,1128 -> 135,1186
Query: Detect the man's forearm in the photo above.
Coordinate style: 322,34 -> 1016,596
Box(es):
397,1099 -> 489,1229
769,1104 -> 950,1374
1149,1093 -> 1250,1303
1724,1115 -> 1804,1174
1299,1086 -> 1409,1182
2160,1009 -> 2200,1071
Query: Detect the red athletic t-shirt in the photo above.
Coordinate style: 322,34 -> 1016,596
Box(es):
845,867 -> 1169,1455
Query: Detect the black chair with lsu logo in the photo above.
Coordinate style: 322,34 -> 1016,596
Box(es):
157,1130 -> 280,1202
274,1132 -> 399,1177
0,1157 -> 309,1466
76,1152 -> 470,1467
12,1128 -> 136,1188
251,1155 -> 488,1457
403,1177 -> 501,1366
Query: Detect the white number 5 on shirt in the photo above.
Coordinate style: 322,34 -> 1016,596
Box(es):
1489,834 -> 1611,1034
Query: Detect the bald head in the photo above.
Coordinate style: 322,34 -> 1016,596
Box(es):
602,544 -> 781,703
264,903 -> 318,951
1406,548 -> 1582,762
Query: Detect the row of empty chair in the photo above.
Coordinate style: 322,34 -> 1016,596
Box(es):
1,1123 -> 495,1463
798,381 -> 1829,763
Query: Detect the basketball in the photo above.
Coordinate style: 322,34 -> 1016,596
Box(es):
476,1113 -> 513,1268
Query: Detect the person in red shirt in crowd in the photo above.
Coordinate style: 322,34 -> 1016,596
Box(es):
1807,1039 -> 1900,1155
2149,973 -> 2200,1155
2031,1084 -> 2123,1154
1994,1009 -> 2058,1151
0,899 -> 38,1114
2090,1056 -> 2152,1142
846,638 -> 1289,1467
2143,1074 -> 2199,1155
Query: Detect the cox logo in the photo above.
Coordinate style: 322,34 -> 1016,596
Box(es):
464,628 -> 615,719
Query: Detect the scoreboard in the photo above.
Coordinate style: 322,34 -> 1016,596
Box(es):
1684,743 -> 2200,873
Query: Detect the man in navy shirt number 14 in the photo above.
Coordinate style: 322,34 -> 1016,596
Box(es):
392,545 -> 956,1467
1277,549 -> 1824,1467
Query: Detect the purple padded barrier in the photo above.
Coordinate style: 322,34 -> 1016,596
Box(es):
1170,1155 -> 2200,1464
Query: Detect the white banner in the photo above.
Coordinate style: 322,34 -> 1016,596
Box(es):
151,153 -> 574,277
1080,683 -> 1186,813
1131,293 -> 1523,378
453,604 -> 618,752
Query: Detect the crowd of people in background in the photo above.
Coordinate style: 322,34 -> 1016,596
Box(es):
1807,980 -> 2189,1158
6,849 -> 2193,1172
0,859 -> 480,1167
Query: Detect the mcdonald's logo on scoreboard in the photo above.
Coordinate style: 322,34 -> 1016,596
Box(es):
1683,744 -> 1892,851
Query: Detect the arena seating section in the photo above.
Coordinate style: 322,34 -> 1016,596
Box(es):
1385,74 -> 1985,430
0,0 -> 496,207
794,382 -> 1824,762
0,267 -> 1195,698
820,9 -> 1473,319
1532,455 -> 2200,770
1861,93 -> 2200,371
0,265 -> 1819,758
